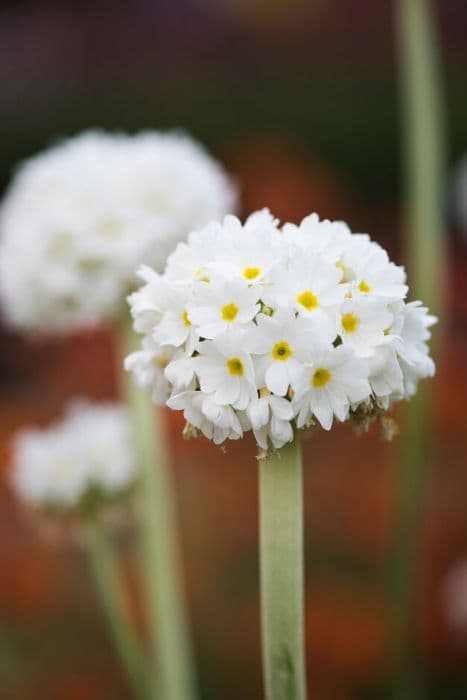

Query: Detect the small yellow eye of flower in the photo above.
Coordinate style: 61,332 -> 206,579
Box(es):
312,367 -> 331,388
272,341 -> 293,361
243,266 -> 261,280
182,310 -> 191,327
358,279 -> 372,293
49,232 -> 72,255
221,303 -> 239,322
156,353 -> 169,369
384,327 -> 391,336
226,357 -> 244,376
78,257 -> 103,273
99,217 -> 122,236
195,267 -> 210,283
335,261 -> 348,280
341,312 -> 359,333
296,289 -> 318,311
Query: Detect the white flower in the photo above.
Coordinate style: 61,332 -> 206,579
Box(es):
264,252 -> 345,337
127,210 -> 436,451
292,345 -> 371,430
187,277 -> 261,339
10,400 -> 137,510
368,344 -> 404,403
167,390 -> 243,444
343,242 -> 408,300
0,130 -> 236,333
194,331 -> 257,410
338,297 -> 393,358
127,266 -> 166,334
217,210 -> 284,283
246,311 -> 316,396
246,390 -> 294,449
282,214 -> 354,264
124,336 -> 175,405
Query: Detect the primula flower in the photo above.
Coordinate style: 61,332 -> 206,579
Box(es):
10,401 -> 137,512
0,130 -> 236,333
126,209 -> 437,453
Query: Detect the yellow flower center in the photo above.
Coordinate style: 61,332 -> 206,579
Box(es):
341,312 -> 359,333
156,353 -> 169,369
221,303 -> 239,322
358,279 -> 372,293
99,217 -> 122,236
182,310 -> 191,327
195,267 -> 210,283
49,232 -> 72,255
335,261 -> 348,281
296,289 -> 319,311
226,357 -> 244,376
312,367 -> 331,388
272,341 -> 293,361
243,266 -> 261,280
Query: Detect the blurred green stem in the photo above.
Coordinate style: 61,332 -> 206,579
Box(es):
393,0 -> 445,696
259,436 -> 306,700
120,318 -> 196,700
85,519 -> 153,699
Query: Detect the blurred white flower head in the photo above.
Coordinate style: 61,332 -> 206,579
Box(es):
126,210 -> 437,453
0,130 -> 237,332
10,401 -> 137,511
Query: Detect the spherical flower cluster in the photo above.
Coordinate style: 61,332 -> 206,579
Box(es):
126,210 -> 436,452
10,401 -> 137,512
0,130 -> 236,333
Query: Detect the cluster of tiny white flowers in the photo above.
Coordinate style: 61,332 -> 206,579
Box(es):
10,401 -> 137,511
0,130 -> 236,333
126,210 -> 436,452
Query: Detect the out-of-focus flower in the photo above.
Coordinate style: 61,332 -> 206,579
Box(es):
10,400 -> 137,512
0,130 -> 237,333
126,210 -> 436,453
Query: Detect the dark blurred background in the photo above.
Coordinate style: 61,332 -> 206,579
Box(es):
1,1 -> 466,698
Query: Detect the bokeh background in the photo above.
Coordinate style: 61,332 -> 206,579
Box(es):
1,1 -> 467,698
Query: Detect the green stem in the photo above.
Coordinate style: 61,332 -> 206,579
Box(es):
259,436 -> 306,700
393,0 -> 445,696
85,520 -> 153,699
120,318 -> 196,700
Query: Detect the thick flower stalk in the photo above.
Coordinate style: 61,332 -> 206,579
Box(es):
126,209 -> 437,699
10,401 -> 151,698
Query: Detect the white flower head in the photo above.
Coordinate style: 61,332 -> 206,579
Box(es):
0,130 -> 237,333
127,210 -> 436,453
10,400 -> 137,512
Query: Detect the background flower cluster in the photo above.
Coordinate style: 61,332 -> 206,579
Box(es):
11,401 -> 137,511
0,130 -> 236,333
127,210 -> 436,450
